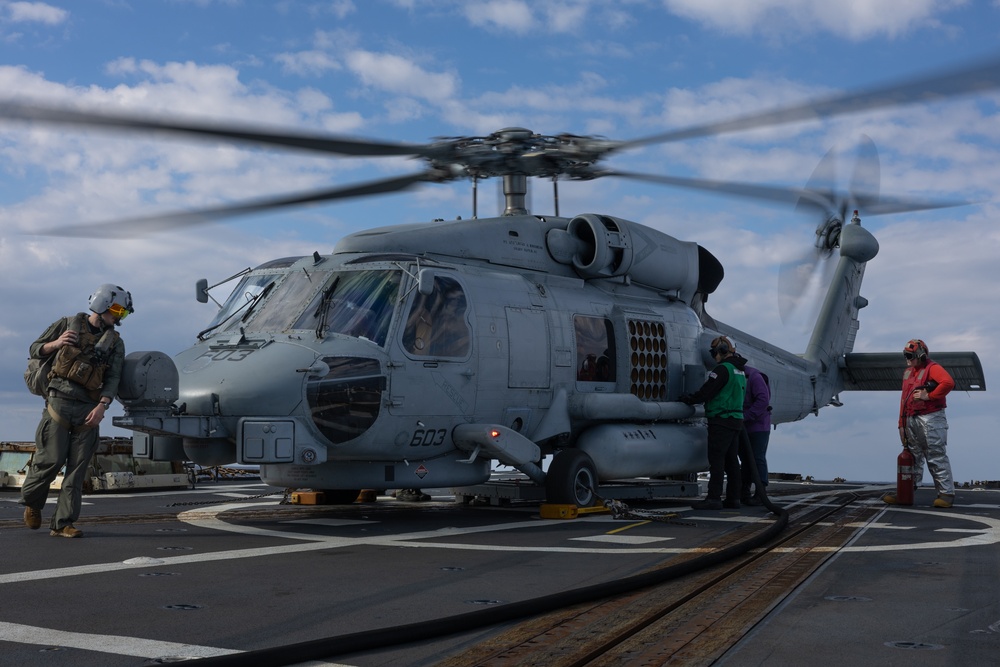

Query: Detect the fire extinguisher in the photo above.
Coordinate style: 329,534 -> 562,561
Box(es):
896,445 -> 915,506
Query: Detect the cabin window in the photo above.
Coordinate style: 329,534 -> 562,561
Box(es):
402,276 -> 471,358
294,270 -> 402,347
575,315 -> 616,383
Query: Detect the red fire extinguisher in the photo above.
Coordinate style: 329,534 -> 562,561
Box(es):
896,446 -> 915,506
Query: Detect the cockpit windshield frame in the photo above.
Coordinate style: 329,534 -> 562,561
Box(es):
201,265 -> 403,347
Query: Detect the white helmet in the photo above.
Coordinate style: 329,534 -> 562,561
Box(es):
89,283 -> 134,321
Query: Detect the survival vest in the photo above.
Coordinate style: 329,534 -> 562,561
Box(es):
49,313 -> 120,394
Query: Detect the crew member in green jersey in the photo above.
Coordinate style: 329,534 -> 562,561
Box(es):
680,335 -> 747,510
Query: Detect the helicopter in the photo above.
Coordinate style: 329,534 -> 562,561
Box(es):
2,59 -> 992,506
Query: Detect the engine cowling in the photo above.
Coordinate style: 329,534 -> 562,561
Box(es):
546,214 -> 703,300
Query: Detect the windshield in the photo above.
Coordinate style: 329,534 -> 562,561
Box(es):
248,269 -> 332,333
294,269 -> 402,346
203,268 -> 402,344
205,274 -> 274,333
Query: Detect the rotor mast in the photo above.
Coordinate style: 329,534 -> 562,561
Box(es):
502,174 -> 529,216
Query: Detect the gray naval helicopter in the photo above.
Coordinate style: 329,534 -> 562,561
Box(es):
4,59 -> 992,505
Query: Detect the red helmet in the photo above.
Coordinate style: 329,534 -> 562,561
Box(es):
903,339 -> 928,360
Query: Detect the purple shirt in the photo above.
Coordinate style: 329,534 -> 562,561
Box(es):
743,365 -> 771,433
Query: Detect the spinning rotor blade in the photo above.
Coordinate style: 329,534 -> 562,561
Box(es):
606,169 -> 830,210
2,57 -> 994,233
603,168 -> 964,216
777,245 -> 839,325
780,137 -> 875,323
619,55 -> 1000,150
0,100 -> 433,158
31,171 -> 434,238
848,134 -> 880,211
778,144 -> 842,323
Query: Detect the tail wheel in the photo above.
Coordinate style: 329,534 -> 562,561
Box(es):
546,449 -> 598,506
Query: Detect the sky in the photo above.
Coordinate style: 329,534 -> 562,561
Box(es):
1,0 -> 998,485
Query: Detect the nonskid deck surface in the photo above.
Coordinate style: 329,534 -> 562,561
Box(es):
0,480 -> 997,666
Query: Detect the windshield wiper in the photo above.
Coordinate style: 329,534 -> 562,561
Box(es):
314,276 -> 340,340
197,281 -> 275,340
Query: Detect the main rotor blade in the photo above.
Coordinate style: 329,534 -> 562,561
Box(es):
619,55 -> 1000,150
604,169 -> 965,216
0,100 -> 432,158
848,135 -> 880,208
29,171 -> 434,238
606,169 -> 839,212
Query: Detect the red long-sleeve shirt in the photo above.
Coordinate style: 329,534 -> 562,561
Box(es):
898,359 -> 954,428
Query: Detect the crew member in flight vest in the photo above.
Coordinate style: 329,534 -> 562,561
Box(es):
884,338 -> 956,508
680,335 -> 747,510
20,284 -> 132,537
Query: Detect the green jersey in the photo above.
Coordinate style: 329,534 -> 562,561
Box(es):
705,361 -> 746,419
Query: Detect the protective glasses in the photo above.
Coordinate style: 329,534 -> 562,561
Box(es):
903,352 -> 916,360
107,302 -> 130,320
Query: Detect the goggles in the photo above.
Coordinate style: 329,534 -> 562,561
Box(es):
107,302 -> 130,320
903,352 -> 916,360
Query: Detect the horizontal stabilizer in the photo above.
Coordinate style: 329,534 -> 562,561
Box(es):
841,352 -> 986,391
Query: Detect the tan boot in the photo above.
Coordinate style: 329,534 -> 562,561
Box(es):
23,506 -> 42,530
50,525 -> 83,538
932,495 -> 954,509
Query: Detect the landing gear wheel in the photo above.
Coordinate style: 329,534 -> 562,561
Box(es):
546,449 -> 598,506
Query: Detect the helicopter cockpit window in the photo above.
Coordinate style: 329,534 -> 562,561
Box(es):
248,269 -> 332,333
205,274 -> 275,333
402,276 -> 471,358
575,315 -> 616,384
293,269 -> 402,347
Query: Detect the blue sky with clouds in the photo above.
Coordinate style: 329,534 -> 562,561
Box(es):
1,0 -> 998,484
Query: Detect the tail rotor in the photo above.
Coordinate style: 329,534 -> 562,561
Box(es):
779,136 -> 881,324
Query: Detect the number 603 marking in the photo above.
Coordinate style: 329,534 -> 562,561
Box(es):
409,429 -> 447,447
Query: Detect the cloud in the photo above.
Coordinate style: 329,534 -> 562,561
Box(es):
274,50 -> 342,76
662,0 -> 967,40
459,0 -> 609,35
463,0 -> 535,33
346,50 -> 458,101
6,1 -> 68,25
326,0 -> 356,20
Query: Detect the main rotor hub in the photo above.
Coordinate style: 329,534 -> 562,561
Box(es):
425,127 -> 617,180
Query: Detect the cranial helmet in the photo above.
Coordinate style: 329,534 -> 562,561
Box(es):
904,339 -> 928,360
710,335 -> 734,358
89,283 -> 134,320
